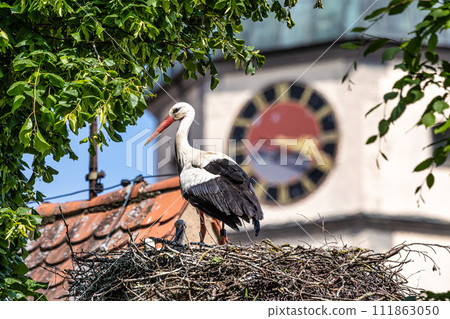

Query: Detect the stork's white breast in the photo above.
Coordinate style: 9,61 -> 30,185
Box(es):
179,165 -> 219,193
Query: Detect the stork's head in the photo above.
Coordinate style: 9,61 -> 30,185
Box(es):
169,102 -> 194,121
144,102 -> 194,145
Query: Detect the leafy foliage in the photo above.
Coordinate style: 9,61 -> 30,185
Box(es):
417,290 -> 450,301
0,0 -> 324,300
0,207 -> 47,300
342,0 -> 450,196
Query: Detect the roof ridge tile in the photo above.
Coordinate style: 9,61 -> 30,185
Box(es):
37,177 -> 180,219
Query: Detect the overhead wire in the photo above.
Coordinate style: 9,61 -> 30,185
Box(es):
27,173 -> 178,203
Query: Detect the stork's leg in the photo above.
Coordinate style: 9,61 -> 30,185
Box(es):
198,210 -> 207,243
219,222 -> 228,245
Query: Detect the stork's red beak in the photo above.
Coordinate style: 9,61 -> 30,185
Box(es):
144,115 -> 175,145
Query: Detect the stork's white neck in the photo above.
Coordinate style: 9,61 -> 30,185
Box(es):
175,114 -> 195,170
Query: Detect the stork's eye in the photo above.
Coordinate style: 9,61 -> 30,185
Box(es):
173,107 -> 180,114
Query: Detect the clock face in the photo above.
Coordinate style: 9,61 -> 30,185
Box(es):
229,82 -> 338,204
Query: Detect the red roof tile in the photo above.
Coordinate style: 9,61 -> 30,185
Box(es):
44,243 -> 71,266
93,208 -> 121,238
25,177 -> 205,300
31,263 -> 66,288
38,220 -> 67,250
26,249 -> 50,270
69,212 -> 105,244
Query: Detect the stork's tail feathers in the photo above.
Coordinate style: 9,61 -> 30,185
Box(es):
253,217 -> 260,237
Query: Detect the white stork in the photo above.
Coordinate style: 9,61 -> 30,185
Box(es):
145,102 -> 263,237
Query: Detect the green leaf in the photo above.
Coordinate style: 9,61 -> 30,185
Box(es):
34,129 -> 51,154
12,260 -> 28,276
71,31 -> 81,42
394,63 -> 407,71
406,88 -> 424,104
383,91 -> 398,102
210,76 -> 220,90
365,103 -> 382,117
388,0 -> 412,15
19,118 -> 33,146
366,135 -> 377,144
364,7 -> 386,21
7,81 -> 27,96
68,113 -> 78,134
13,59 -> 37,71
414,158 -> 433,172
16,207 -> 29,215
44,94 -> 57,109
4,277 -> 21,285
84,82 -> 102,97
381,47 -> 401,62
404,37 -> 422,56
245,61 -> 255,75
421,112 -> 435,127
430,9 -> 450,19
443,60 -> 450,73
112,132 -> 122,142
389,102 -> 406,122
131,63 -> 143,75
415,19 -> 431,31
351,27 -> 367,33
29,213 -> 42,225
62,89 -> 79,99
364,38 -> 389,57
378,119 -> 389,137
113,83 -> 124,96
88,140 -> 97,156
0,30 -> 9,40
341,72 -> 349,83
210,256 -> 224,263
163,73 -> 172,85
428,34 -> 438,51
425,51 -> 438,64
128,93 -> 138,108
426,173 -> 434,188
45,73 -> 65,88
340,42 -> 360,50
104,58 -> 115,67
434,119 -> 450,134
28,50 -> 57,62
12,95 -> 25,113
433,146 -> 447,166
432,100 -> 449,113
96,24 -> 104,41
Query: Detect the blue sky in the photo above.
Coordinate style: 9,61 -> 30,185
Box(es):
26,111 -> 159,206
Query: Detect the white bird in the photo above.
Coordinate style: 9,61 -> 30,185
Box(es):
145,102 -> 263,236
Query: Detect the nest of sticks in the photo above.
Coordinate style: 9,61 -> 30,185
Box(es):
61,237 -> 450,301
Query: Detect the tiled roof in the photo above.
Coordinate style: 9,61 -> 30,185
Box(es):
26,177 -> 221,300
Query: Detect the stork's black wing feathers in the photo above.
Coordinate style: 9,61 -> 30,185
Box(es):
204,159 -> 263,216
202,159 -> 248,183
183,158 -> 263,236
